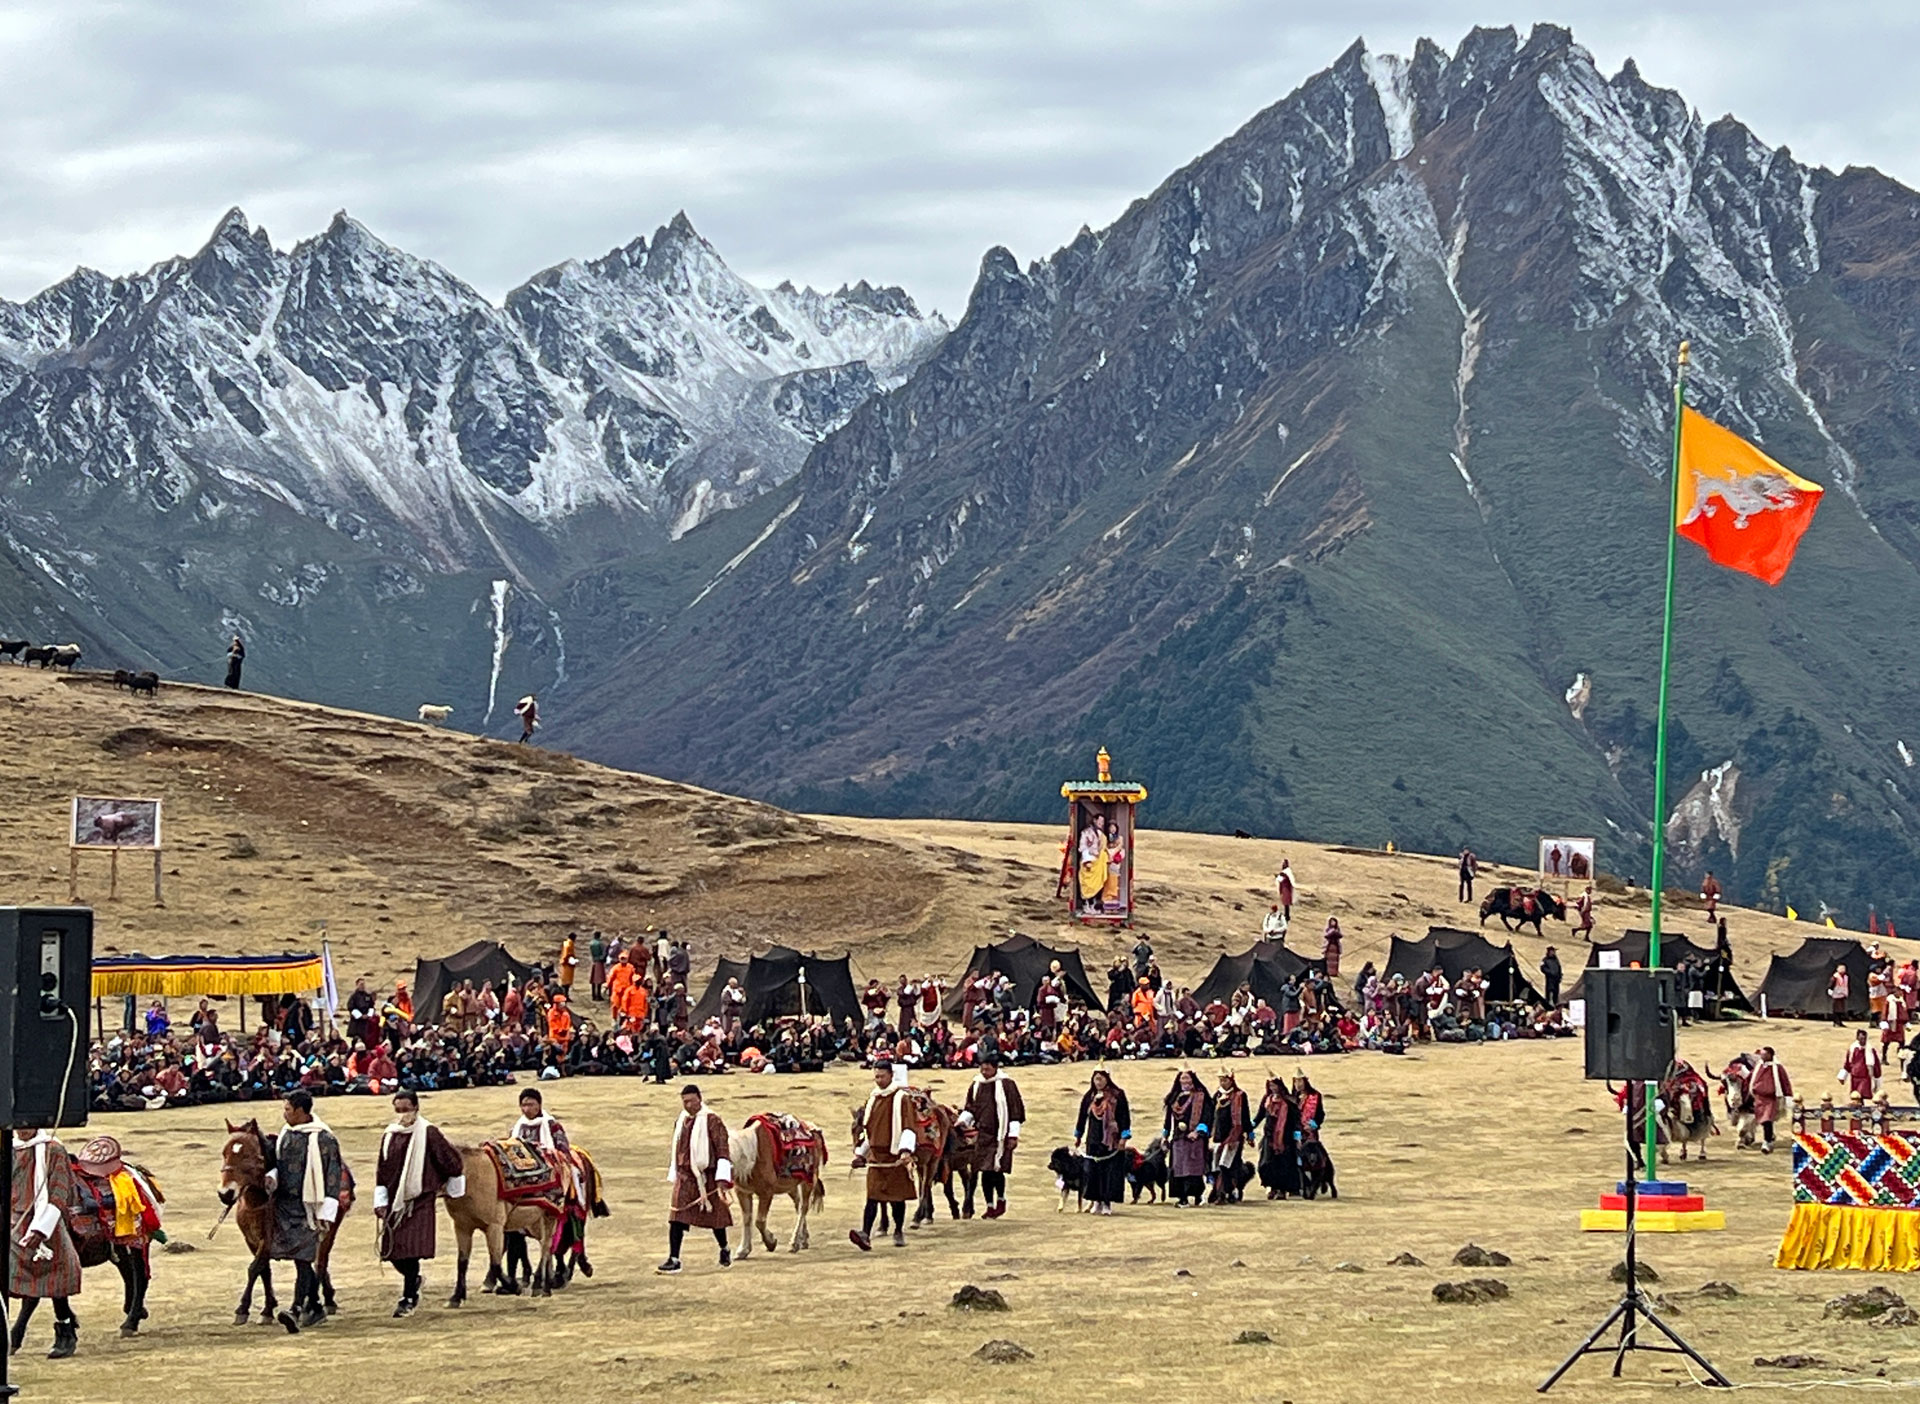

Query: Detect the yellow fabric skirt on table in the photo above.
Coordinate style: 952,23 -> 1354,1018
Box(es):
1776,1203 -> 1920,1271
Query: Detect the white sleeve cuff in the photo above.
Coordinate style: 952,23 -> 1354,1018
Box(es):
445,1175 -> 465,1199
264,1170 -> 278,1192
898,1129 -> 917,1154
29,1204 -> 61,1240
956,1110 -> 975,1128
666,1168 -> 680,1185
318,1199 -> 340,1223
715,1158 -> 733,1184
372,1185 -> 390,1210
1007,1121 -> 1022,1138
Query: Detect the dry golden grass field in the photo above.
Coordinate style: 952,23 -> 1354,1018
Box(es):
6,664 -> 1920,1400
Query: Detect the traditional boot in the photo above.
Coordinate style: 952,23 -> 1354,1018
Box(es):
48,1319 -> 77,1360
891,1227 -> 907,1248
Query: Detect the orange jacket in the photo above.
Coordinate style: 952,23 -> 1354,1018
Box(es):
547,1003 -> 574,1047
608,959 -> 635,1001
616,982 -> 649,1028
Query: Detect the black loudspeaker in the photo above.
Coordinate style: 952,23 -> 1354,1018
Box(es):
1582,968 -> 1676,1082
0,908 -> 93,1127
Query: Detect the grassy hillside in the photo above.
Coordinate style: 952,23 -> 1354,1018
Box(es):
1,666 -> 1900,1000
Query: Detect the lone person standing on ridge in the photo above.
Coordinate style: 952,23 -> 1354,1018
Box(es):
224,634 -> 246,689
1276,859 -> 1295,924
1458,847 -> 1477,903
513,693 -> 539,743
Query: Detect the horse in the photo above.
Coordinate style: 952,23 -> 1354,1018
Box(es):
846,1090 -> 965,1225
69,1141 -> 164,1337
443,1141 -> 569,1303
217,1120 -> 352,1326
497,1146 -> 609,1290
1659,1063 -> 1717,1162
729,1114 -> 827,1258
1479,886 -> 1567,936
1720,1054 -> 1758,1148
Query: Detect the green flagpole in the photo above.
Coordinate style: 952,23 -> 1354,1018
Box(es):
1643,339 -> 1689,1176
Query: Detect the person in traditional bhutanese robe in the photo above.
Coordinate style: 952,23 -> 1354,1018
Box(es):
1841,1030 -> 1882,1101
1074,1069 -> 1131,1214
10,1127 -> 83,1358
1077,811 -> 1108,904
1209,1070 -> 1252,1203
1251,1078 -> 1300,1199
1100,817 -> 1126,908
850,1065 -> 918,1251
962,1055 -> 1025,1219
1750,1047 -> 1792,1154
271,1090 -> 346,1331
1162,1069 -> 1212,1207
374,1090 -> 466,1317
659,1084 -> 733,1272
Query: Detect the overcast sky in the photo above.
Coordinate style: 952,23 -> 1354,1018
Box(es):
2,1 -> 1917,316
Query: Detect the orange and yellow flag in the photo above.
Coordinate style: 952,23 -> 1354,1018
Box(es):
1676,408 -> 1823,585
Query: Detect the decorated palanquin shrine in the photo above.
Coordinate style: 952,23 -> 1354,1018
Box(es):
1777,1098 -> 1920,1271
1058,748 -> 1147,925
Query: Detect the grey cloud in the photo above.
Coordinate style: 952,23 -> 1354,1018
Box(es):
1,1 -> 1915,314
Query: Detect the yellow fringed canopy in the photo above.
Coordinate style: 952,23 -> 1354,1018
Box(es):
91,952 -> 323,999
1776,1202 -> 1920,1272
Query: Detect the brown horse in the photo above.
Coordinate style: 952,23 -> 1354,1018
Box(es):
498,1147 -> 611,1290
846,1091 -> 966,1225
443,1142 -> 567,1304
217,1120 -> 352,1326
69,1158 -> 165,1337
729,1115 -> 826,1258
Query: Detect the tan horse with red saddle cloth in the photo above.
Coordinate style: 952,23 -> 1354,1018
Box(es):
730,1113 -> 827,1258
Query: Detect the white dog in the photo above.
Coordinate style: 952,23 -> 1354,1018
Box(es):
417,703 -> 453,724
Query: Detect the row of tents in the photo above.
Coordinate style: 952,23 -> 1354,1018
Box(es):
402,929 -> 1884,1031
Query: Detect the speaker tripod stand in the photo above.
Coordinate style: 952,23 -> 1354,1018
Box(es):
1538,1098 -> 1730,1391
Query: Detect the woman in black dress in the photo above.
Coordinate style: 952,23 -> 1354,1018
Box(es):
1074,1069 -> 1131,1215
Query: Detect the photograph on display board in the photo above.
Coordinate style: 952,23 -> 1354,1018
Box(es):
1071,800 -> 1132,918
1539,836 -> 1595,881
71,796 -> 163,849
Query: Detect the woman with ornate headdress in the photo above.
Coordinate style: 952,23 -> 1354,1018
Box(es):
1073,1069 -> 1131,1214
1162,1069 -> 1212,1207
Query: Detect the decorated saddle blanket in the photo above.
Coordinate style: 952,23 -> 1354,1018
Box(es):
68,1165 -> 162,1262
747,1113 -> 828,1183
489,1139 -> 564,1203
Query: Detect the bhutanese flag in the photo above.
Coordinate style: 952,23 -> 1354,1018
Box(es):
1676,408 -> 1823,585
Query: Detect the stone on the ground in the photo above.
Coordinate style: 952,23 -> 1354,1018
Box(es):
1387,1251 -> 1425,1267
1870,1305 -> 1919,1329
974,1340 -> 1032,1364
1826,1286 -> 1907,1320
1231,1329 -> 1273,1345
1333,1262 -> 1365,1273
161,1239 -> 196,1254
1755,1355 -> 1824,1369
1693,1281 -> 1739,1300
1433,1279 -> 1510,1304
1452,1243 -> 1511,1268
1609,1260 -> 1659,1284
951,1285 -> 1009,1312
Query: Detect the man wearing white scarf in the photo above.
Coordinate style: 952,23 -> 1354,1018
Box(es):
850,1064 -> 918,1252
374,1090 -> 467,1316
9,1127 -> 83,1358
960,1053 -> 1026,1219
658,1084 -> 734,1273
270,1090 -> 346,1332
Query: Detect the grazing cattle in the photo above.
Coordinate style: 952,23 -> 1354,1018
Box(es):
50,644 -> 82,670
113,669 -> 134,689
0,639 -> 26,661
22,645 -> 56,667
1479,885 -> 1567,936
418,704 -> 453,724
130,671 -> 159,697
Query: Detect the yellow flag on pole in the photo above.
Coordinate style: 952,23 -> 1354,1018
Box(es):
1786,905 -> 1799,921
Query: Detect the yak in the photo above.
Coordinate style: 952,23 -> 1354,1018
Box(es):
1478,885 -> 1567,936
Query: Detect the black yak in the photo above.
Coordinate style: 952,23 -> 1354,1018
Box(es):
1479,885 -> 1567,936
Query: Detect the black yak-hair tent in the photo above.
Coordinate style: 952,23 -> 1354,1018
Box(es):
413,940 -> 536,1027
1566,930 -> 1753,1012
942,934 -> 1104,1015
1192,940 -> 1313,1007
1383,927 -> 1543,1004
691,946 -> 861,1029
1757,936 -> 1871,1018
